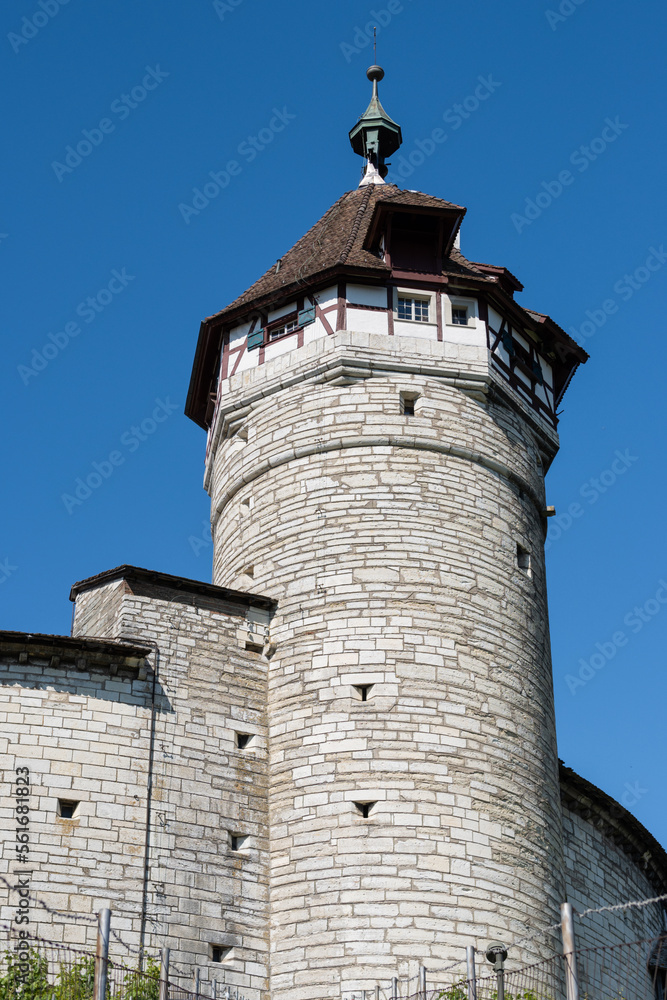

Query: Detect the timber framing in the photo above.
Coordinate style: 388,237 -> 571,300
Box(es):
186,185 -> 588,431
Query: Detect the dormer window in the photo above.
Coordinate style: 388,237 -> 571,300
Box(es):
398,296 -> 430,322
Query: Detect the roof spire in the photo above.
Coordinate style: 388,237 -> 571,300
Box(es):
349,62 -> 402,185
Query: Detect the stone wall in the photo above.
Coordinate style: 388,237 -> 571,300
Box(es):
208,331 -> 565,1000
562,803 -> 665,999
1,574 -> 274,998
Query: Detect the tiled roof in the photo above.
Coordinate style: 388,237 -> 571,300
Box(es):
205,184 -> 468,323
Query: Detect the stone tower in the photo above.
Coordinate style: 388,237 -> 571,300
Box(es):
185,67 -> 589,999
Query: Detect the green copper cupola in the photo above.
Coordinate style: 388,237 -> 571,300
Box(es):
349,65 -> 402,183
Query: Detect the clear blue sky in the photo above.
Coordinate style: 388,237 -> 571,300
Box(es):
2,1 -> 666,850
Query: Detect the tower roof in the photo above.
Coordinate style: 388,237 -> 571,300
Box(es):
186,182 -> 587,429
211,184 -> 467,320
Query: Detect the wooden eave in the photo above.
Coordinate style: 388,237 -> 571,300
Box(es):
0,631 -> 152,675
469,261 -> 524,295
186,320 -> 224,429
69,564 -> 277,612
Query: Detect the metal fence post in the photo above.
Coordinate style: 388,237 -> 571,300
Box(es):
94,908 -> 111,1000
193,969 -> 200,998
392,976 -> 398,1000
466,945 -> 477,1000
376,985 -> 380,1000
159,948 -> 170,1000
419,965 -> 426,1000
561,902 -> 580,1000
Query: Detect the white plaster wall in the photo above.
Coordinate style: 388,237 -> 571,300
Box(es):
346,308 -> 389,335
347,284 -> 386,308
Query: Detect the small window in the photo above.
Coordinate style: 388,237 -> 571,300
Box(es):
245,641 -> 263,654
452,307 -> 468,326
398,296 -> 430,323
400,392 -> 419,416
210,946 -> 232,964
236,732 -> 254,749
517,544 -> 531,572
230,833 -> 249,852
354,801 -> 376,818
57,799 -> 79,820
269,317 -> 299,341
352,684 -> 374,702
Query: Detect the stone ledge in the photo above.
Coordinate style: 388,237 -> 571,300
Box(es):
0,631 -> 151,676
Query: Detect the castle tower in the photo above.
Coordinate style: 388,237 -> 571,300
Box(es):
3,61 -> 667,1000
186,67 -> 588,999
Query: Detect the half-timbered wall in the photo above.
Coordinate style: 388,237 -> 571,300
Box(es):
212,284 -> 560,467
487,306 -> 556,427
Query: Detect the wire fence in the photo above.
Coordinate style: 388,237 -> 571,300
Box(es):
386,933 -> 667,1000
3,887 -> 667,1000
424,951 -> 567,999
0,933 -> 161,1000
0,930 -> 255,1000
575,934 -> 667,1000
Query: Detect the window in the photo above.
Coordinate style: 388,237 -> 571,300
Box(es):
244,641 -> 263,654
400,392 -> 419,416
517,544 -> 531,573
230,833 -> 249,852
398,296 -> 430,322
452,307 -> 468,325
236,732 -> 254,749
210,946 -> 232,964
269,317 -> 299,341
57,799 -> 79,819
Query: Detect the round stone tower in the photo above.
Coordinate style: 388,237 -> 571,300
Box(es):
186,68 -> 588,1000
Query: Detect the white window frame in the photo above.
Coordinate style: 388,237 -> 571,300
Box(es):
444,295 -> 478,328
268,316 -> 299,341
393,287 -> 437,326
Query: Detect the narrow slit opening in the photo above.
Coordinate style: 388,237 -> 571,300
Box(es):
354,801 -> 376,818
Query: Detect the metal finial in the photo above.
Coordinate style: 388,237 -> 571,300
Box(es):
373,26 -> 377,64
350,62 -> 401,181
366,63 -> 384,99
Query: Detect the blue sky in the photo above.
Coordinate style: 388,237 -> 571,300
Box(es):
2,1 -> 666,849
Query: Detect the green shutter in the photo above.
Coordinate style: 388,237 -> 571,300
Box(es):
247,328 -> 264,351
298,306 -> 316,327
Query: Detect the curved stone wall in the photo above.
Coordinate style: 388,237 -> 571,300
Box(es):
209,333 -> 564,998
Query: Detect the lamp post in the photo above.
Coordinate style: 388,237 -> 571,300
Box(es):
485,943 -> 508,1000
